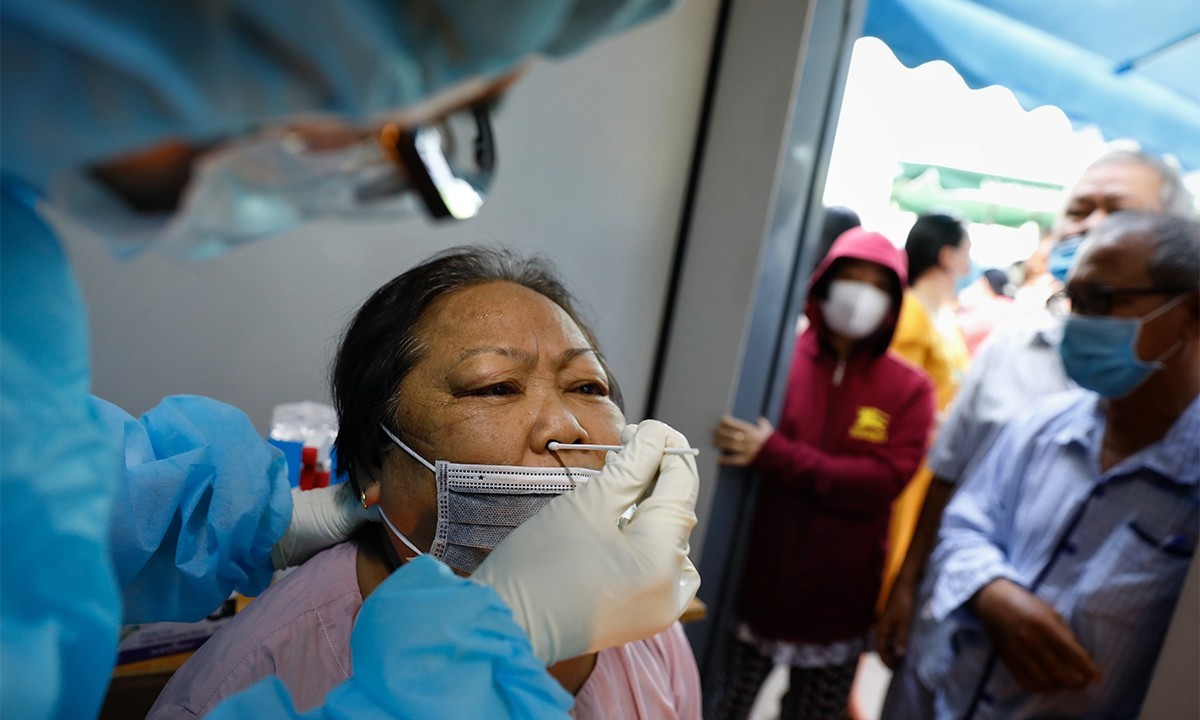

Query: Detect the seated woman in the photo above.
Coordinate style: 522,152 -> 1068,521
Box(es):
148,247 -> 701,719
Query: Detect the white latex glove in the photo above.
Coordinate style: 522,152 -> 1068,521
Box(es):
271,482 -> 379,570
472,419 -> 701,665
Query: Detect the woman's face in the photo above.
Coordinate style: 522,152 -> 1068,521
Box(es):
942,236 -> 972,279
366,280 -> 625,555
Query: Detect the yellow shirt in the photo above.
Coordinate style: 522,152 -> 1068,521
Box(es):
879,291 -> 971,608
890,292 -> 970,411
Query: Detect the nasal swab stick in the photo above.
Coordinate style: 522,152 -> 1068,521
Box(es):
547,441 -> 700,456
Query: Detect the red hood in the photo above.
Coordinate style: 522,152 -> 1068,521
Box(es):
806,227 -> 908,356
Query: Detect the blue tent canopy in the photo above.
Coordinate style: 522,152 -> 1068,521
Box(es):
864,0 -> 1200,170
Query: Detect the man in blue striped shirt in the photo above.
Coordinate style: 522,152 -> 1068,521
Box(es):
929,211 -> 1199,718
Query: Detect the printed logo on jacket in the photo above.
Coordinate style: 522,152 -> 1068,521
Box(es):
848,406 -> 889,443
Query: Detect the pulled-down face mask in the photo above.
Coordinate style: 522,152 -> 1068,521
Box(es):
379,425 -> 598,574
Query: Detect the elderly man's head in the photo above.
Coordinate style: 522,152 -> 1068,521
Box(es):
1057,150 -> 1193,241
1047,150 -> 1193,284
1058,211 -> 1199,401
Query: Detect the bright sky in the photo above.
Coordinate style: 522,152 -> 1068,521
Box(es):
824,37 -> 1200,271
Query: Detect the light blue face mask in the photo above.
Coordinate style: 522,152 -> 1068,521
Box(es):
1059,293 -> 1189,398
955,259 -> 980,295
1048,235 -> 1085,283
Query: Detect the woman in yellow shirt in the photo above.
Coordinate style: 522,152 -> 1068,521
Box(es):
881,213 -> 972,607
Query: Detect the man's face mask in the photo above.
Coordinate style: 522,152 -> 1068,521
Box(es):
1048,234 -> 1085,284
1058,292 -> 1190,398
820,279 -> 891,339
378,425 -> 598,574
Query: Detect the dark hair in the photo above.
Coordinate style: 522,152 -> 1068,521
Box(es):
330,246 -> 622,493
1092,211 -> 1200,290
982,268 -> 1012,297
814,206 -> 862,264
904,212 -> 967,284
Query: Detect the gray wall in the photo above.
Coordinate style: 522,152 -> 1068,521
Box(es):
63,0 -> 720,434
650,0 -> 867,674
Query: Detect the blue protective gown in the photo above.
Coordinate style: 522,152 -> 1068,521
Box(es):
96,395 -> 292,624
1,178 -> 121,720
207,557 -> 573,719
0,0 -> 670,717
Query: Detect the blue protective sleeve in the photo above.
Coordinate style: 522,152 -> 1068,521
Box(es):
95,395 -> 293,623
0,178 -> 120,720
206,556 -> 574,720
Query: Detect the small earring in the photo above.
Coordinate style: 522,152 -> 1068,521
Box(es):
360,491 -> 368,509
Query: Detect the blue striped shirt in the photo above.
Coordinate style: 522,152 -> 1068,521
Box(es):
930,390 -> 1199,719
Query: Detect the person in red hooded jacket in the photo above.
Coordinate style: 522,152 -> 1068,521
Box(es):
711,228 -> 936,720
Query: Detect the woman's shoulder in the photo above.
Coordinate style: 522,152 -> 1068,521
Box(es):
896,292 -> 934,334
572,624 -> 701,720
147,541 -> 362,718
890,295 -> 935,364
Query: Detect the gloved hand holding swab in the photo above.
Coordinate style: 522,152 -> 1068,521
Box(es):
477,420 -> 701,663
547,441 -> 700,456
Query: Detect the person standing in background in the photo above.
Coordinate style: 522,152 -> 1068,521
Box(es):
797,206 -> 863,335
878,212 -> 972,611
710,228 -> 935,720
957,268 -> 1015,356
814,206 -> 864,264
929,210 -> 1199,718
877,148 -> 1195,719
1012,232 -> 1058,314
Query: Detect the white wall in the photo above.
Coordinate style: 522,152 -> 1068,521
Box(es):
63,1 -> 719,433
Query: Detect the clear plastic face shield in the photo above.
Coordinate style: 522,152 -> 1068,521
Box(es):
169,101 -> 497,258
379,104 -> 496,220
41,101 -> 497,261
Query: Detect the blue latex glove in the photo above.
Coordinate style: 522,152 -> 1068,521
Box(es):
97,395 -> 292,623
206,556 -> 573,720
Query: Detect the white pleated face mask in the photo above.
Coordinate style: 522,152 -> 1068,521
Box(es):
378,425 -> 598,574
820,280 -> 891,339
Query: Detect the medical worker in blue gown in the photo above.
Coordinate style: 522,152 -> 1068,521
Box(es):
0,2 -> 701,718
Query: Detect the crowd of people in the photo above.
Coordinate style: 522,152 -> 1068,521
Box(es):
712,149 -> 1199,719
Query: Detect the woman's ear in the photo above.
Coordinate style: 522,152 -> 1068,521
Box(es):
938,244 -> 959,272
361,480 -> 382,508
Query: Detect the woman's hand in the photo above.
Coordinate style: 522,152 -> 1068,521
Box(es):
712,415 -> 773,466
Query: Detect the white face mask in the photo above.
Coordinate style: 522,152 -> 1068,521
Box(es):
820,280 -> 891,339
378,425 -> 598,574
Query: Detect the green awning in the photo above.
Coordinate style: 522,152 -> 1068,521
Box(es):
891,162 -> 1064,230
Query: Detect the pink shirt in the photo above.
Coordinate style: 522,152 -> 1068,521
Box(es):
149,542 -> 700,719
